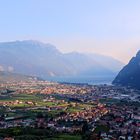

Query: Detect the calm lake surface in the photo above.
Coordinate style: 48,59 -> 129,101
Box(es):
45,75 -> 115,85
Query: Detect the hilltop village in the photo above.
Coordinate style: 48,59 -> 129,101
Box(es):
0,80 -> 139,140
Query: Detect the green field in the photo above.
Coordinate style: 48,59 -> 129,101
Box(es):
0,94 -> 42,102
0,93 -> 94,119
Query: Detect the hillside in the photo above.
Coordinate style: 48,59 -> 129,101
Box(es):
113,50 -> 140,89
0,71 -> 37,83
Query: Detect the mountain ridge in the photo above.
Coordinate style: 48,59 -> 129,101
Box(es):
0,40 -> 124,79
113,50 -> 140,89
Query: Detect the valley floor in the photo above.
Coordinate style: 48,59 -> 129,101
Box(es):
0,80 -> 139,140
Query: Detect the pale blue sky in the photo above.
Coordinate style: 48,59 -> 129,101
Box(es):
0,0 -> 140,63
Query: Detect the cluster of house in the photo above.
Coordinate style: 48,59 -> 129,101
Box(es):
0,80 -> 140,139
0,100 -> 36,106
1,79 -> 140,104
91,104 -> 140,140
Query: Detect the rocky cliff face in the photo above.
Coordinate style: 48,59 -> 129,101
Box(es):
113,51 -> 140,89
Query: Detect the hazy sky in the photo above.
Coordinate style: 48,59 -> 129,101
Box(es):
0,0 -> 140,63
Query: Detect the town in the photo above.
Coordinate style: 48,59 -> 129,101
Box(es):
0,79 -> 139,140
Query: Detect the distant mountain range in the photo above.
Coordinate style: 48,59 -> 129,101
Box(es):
0,40 -> 124,79
113,50 -> 140,89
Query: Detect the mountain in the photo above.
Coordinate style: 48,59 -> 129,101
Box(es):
0,71 -> 38,83
64,52 -> 123,76
113,50 -> 140,89
0,40 -> 124,79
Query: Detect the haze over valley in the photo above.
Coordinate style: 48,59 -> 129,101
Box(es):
0,40 -> 124,83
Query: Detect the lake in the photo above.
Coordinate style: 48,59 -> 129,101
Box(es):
45,75 -> 115,85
